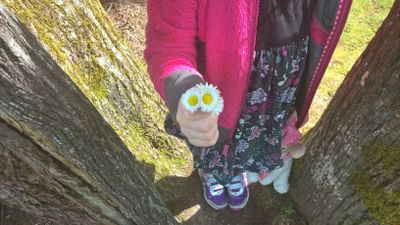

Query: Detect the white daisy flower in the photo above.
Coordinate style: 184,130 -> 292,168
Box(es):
197,84 -> 219,112
213,96 -> 224,116
181,83 -> 224,115
196,83 -> 224,115
181,88 -> 201,113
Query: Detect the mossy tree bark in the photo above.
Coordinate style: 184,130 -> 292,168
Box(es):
0,4 -> 177,225
1,0 -> 190,181
291,1 -> 400,225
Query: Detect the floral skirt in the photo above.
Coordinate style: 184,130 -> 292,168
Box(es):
166,37 -> 309,185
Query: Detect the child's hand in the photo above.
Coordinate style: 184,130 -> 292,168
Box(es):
176,99 -> 219,147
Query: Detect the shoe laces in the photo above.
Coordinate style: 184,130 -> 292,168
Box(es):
203,173 -> 224,196
227,174 -> 245,197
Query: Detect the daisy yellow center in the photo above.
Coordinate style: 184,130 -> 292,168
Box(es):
202,93 -> 213,105
188,96 -> 198,106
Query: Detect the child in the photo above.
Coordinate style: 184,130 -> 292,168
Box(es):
144,0 -> 351,210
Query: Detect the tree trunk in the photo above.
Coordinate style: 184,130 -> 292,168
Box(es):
1,0 -> 191,180
0,4 -> 177,225
291,1 -> 400,225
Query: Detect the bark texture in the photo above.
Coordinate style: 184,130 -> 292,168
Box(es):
0,4 -> 176,225
291,1 -> 400,225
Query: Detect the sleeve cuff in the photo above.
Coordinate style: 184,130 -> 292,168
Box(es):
164,71 -> 205,122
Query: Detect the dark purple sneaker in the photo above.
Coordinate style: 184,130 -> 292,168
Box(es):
199,170 -> 228,210
226,172 -> 249,210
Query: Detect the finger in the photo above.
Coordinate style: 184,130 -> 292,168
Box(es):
187,138 -> 208,147
181,126 -> 219,141
183,109 -> 213,121
181,118 -> 218,133
190,130 -> 219,147
188,132 -> 219,147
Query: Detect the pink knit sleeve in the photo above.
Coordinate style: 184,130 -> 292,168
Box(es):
144,0 -> 202,101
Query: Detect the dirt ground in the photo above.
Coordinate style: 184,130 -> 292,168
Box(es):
0,1 -> 308,224
154,171 -> 308,225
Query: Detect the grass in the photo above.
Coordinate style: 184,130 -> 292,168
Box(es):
302,0 -> 395,133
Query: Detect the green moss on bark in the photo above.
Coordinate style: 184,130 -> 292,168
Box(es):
2,0 -> 127,102
350,140 -> 400,225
